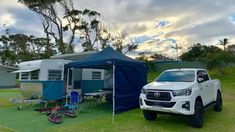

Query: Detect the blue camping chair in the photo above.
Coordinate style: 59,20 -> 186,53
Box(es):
71,91 -> 79,103
71,91 -> 79,108
63,91 -> 78,110
63,91 -> 84,113
70,91 -> 84,113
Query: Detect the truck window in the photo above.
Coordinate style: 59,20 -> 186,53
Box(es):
156,70 -> 195,82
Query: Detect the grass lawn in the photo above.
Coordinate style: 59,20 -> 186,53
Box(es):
0,68 -> 235,132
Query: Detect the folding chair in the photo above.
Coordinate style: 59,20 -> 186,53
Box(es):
70,91 -> 78,110
70,91 -> 84,113
10,93 -> 45,110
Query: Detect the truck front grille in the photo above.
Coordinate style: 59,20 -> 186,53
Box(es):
144,100 -> 176,108
146,91 -> 171,101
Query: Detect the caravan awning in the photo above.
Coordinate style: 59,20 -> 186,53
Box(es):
11,69 -> 39,73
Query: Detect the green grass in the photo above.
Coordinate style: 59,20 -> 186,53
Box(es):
147,72 -> 160,83
0,102 -> 112,132
0,88 -> 20,108
0,68 -> 235,132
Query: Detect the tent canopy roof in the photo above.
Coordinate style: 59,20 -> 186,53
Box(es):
66,47 -> 147,113
67,47 -> 144,69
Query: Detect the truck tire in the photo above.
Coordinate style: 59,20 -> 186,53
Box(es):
213,92 -> 222,112
143,110 -> 157,121
188,100 -> 204,128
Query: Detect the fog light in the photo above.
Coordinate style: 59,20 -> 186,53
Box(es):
182,101 -> 190,111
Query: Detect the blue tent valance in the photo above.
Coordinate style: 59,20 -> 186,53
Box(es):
66,47 -> 145,68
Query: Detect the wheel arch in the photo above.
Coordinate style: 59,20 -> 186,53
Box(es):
216,89 -> 222,99
195,96 -> 203,106
217,89 -> 222,94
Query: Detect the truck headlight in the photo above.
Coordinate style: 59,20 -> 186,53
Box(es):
141,88 -> 147,94
173,88 -> 192,96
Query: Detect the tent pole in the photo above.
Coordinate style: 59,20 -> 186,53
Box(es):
112,63 -> 115,121
71,68 -> 74,92
66,68 -> 70,103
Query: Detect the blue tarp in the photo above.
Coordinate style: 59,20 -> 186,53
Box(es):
66,47 -> 147,113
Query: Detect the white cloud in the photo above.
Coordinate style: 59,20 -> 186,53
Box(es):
0,14 -> 15,26
1,0 -> 235,58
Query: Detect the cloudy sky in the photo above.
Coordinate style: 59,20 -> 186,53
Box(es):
1,0 -> 235,59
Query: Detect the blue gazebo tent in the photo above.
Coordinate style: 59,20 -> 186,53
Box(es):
66,47 -> 147,114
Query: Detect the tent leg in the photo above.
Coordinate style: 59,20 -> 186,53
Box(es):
112,64 -> 115,123
66,68 -> 70,104
71,68 -> 74,92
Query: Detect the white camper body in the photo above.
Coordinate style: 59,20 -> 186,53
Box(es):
16,59 -> 70,81
13,59 -> 71,100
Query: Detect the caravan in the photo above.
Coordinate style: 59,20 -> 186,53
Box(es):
13,59 -> 71,100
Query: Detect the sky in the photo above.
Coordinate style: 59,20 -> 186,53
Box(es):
1,0 -> 235,59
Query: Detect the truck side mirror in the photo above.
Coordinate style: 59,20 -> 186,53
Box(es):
197,76 -> 204,83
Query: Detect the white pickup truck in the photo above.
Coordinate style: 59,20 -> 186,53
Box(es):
139,68 -> 222,128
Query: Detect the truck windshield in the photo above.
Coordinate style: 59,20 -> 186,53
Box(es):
156,70 -> 195,82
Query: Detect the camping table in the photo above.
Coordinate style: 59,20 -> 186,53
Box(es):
84,90 -> 113,107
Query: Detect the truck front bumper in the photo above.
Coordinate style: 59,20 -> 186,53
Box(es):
139,93 -> 195,115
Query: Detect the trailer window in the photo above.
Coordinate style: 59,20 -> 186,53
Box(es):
31,70 -> 39,80
92,71 -> 101,80
48,70 -> 62,80
21,72 -> 29,80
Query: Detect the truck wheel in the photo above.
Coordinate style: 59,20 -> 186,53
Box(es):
143,110 -> 157,121
213,92 -> 222,112
188,100 -> 204,128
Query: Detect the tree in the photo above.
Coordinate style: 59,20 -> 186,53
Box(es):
218,38 -> 229,51
180,43 -> 222,61
19,0 -> 113,53
73,9 -> 103,51
180,43 -> 203,61
150,53 -> 173,61
206,51 -> 235,74
108,30 -> 138,54
19,0 -> 139,54
18,0 -> 81,54
136,52 -> 156,72
136,52 -> 149,62
180,42 -> 235,73
0,32 -> 53,66
227,44 -> 235,55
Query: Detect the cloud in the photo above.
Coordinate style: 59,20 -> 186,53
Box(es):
8,8 -> 44,35
155,20 -> 171,28
0,0 -> 44,35
228,16 -> 235,28
0,14 -> 15,26
2,0 -> 235,58
166,17 -> 235,45
133,35 -> 152,44
121,23 -> 148,36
